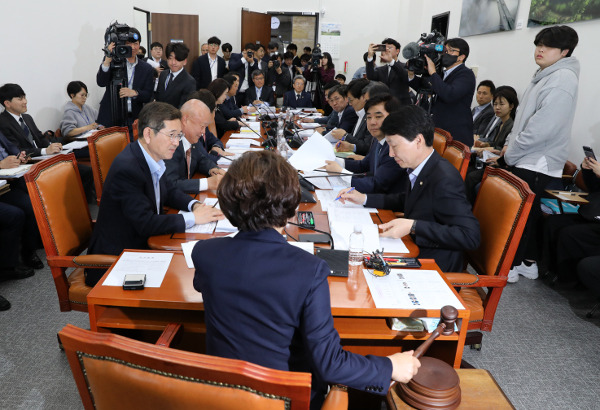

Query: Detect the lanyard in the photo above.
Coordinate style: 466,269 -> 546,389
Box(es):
79,108 -> 90,124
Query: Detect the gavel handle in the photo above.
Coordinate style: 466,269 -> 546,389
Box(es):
413,323 -> 446,359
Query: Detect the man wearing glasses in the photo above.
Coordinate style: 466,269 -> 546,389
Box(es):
191,36 -> 227,90
87,102 -> 223,286
409,38 -> 476,147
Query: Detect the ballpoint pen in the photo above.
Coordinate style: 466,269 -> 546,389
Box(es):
334,187 -> 354,201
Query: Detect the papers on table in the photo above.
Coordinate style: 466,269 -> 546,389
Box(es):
323,128 -> 340,143
203,198 -> 239,233
74,129 -> 99,140
181,240 -> 199,268
378,236 -> 410,254
329,221 -> 380,252
299,122 -> 321,129
288,133 -> 336,172
0,164 -> 32,178
179,209 -> 217,233
288,241 -> 315,254
102,252 -> 174,287
298,129 -> 315,138
481,150 -> 499,162
226,139 -> 262,149
316,189 -> 377,212
240,122 -> 261,131
62,140 -> 89,150
33,148 -> 73,161
363,269 -> 464,310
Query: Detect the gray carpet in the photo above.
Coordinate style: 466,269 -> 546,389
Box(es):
1,254 -> 599,409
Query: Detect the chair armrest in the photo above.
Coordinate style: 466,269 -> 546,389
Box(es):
443,272 -> 507,288
322,385 -> 348,410
156,323 -> 183,347
47,254 -> 119,269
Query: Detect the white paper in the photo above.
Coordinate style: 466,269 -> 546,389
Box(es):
363,269 -> 464,310
378,237 -> 410,254
0,180 -> 6,187
482,150 -> 499,161
74,129 -> 98,140
288,133 -> 336,172
0,164 -> 32,178
327,175 -> 353,189
178,210 -> 217,233
299,122 -> 321,129
315,189 -> 377,212
226,139 -> 261,148
62,140 -> 89,150
102,252 -> 174,287
288,241 -> 315,254
298,129 -> 315,138
241,122 -> 261,130
33,148 -> 73,160
329,221 -> 380,252
327,208 -> 375,226
323,128 -> 340,143
228,133 -> 257,138
301,171 -> 332,190
181,240 -> 199,268
202,198 -> 239,233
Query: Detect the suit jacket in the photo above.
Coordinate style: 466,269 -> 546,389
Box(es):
366,151 -> 480,271
96,58 -> 155,127
214,107 -> 241,139
411,64 -> 476,147
228,53 -> 258,89
88,141 -> 192,256
164,142 -> 218,193
472,103 -> 494,136
191,54 -> 226,90
245,86 -> 275,106
344,139 -> 406,194
0,130 -> 20,156
366,60 -> 412,105
154,69 -> 196,108
220,96 -> 243,119
198,129 -> 224,161
267,67 -> 291,96
344,114 -> 372,156
334,104 -> 359,133
192,229 -> 393,404
0,111 -> 49,156
282,90 -> 312,108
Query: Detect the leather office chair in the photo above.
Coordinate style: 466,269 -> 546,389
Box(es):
87,126 -> 129,205
442,140 -> 471,180
131,119 -> 139,141
59,324 -> 348,410
444,167 -> 534,349
24,154 -> 118,312
433,128 -> 452,155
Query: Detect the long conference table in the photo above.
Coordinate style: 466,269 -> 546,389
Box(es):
86,121 -> 471,368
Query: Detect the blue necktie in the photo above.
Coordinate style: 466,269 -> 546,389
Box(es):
373,142 -> 382,172
165,73 -> 174,90
19,118 -> 33,144
407,168 -> 416,189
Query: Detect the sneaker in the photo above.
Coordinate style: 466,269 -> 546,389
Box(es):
507,267 -> 519,283
515,261 -> 539,280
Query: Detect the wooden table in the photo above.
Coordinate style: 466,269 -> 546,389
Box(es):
387,369 -> 514,409
545,189 -> 588,213
87,253 -> 469,368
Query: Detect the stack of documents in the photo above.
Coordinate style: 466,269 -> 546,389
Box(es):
0,164 -> 32,178
288,133 -> 336,172
202,198 -> 238,233
62,140 -> 89,150
226,139 -> 261,149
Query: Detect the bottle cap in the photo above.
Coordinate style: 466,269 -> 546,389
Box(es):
353,224 -> 362,233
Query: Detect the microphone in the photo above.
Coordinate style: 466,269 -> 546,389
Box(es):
287,221 -> 335,249
250,102 -> 274,121
402,42 -> 420,60
236,116 -> 267,142
298,173 -> 316,191
312,169 -> 369,178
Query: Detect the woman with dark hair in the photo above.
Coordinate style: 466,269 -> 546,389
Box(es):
207,78 -> 241,138
472,86 -> 519,156
59,81 -> 102,140
192,150 -> 420,408
319,52 -> 335,83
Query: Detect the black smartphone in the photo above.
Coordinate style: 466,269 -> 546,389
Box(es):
583,146 -> 596,160
123,274 -> 146,290
373,44 -> 386,52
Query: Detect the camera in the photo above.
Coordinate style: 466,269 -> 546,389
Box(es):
103,21 -> 139,62
271,58 -> 280,69
311,44 -> 322,68
247,50 -> 254,58
403,30 -> 445,75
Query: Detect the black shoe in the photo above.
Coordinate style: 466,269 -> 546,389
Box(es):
0,296 -> 10,311
22,251 -> 44,269
0,265 -> 35,281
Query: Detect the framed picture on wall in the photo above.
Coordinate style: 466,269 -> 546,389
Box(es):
459,0 -> 520,36
529,0 -> 600,26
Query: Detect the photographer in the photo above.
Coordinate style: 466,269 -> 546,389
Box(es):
228,43 -> 259,103
302,51 -> 335,110
266,54 -> 290,107
366,38 -> 411,105
96,26 -> 154,128
408,38 -> 476,147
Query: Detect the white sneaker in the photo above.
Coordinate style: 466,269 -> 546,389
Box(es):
515,261 -> 539,280
507,267 -> 519,283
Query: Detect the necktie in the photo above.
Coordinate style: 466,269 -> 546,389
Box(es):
373,142 -> 382,172
186,148 -> 192,179
166,73 -> 174,90
19,118 -> 33,144
407,168 -> 417,189
296,94 -> 300,101
152,171 -> 161,214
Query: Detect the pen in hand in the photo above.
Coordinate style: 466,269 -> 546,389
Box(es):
335,187 -> 354,201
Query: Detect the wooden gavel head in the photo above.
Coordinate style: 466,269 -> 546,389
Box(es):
414,305 -> 459,359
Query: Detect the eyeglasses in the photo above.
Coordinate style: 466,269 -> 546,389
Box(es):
154,129 -> 184,142
445,47 -> 460,55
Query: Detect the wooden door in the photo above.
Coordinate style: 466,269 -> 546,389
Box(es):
241,9 -> 271,48
150,13 -> 199,71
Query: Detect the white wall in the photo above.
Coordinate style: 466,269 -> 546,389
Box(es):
1,0 -> 598,164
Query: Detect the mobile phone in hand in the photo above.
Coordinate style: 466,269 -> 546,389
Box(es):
583,146 -> 596,160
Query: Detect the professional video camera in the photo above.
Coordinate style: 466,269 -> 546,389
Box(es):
103,21 -> 139,61
311,44 -> 322,69
402,30 -> 445,75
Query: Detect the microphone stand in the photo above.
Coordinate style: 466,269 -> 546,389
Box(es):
287,221 -> 335,249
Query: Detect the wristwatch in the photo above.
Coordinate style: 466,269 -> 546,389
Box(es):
410,220 -> 417,235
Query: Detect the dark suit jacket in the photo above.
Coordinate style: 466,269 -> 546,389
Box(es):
245,86 -> 275,106
366,151 -> 480,271
228,53 -> 258,88
220,96 -> 243,119
334,104 -> 359,133
154,69 -> 196,108
366,60 -> 412,105
198,130 -> 224,162
88,141 -> 192,256
214,107 -> 241,139
472,103 -> 494,136
0,111 -> 49,156
344,114 -> 372,156
282,90 -> 312,108
96,59 -> 155,127
267,67 -> 291,96
164,142 -> 218,193
191,54 -> 226,90
192,229 -> 393,404
0,131 -> 20,156
411,64 -> 476,147
344,140 -> 406,194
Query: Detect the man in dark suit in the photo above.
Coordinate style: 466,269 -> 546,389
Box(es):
96,27 -> 155,128
472,80 -> 495,136
164,99 -> 224,193
154,42 -> 196,108
315,85 -> 358,135
191,36 -> 226,90
87,102 -> 223,286
339,105 -> 480,272
331,78 -> 372,156
325,94 -> 405,195
228,43 -> 258,103
245,70 -> 275,106
409,37 -> 476,147
282,76 -> 312,108
366,38 -> 412,105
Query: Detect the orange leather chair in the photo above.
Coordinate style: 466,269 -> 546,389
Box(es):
444,167 -> 534,349
131,119 -> 139,141
442,140 -> 471,180
59,324 -> 348,410
24,154 -> 118,312
87,126 -> 129,205
433,128 -> 452,155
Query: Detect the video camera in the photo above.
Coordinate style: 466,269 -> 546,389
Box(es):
103,21 -> 139,62
402,30 -> 445,75
311,44 -> 322,69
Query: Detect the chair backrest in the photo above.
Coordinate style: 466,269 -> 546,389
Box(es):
24,154 -> 92,258
132,119 -> 139,141
59,324 -> 312,410
87,127 -> 129,205
469,167 -> 534,278
433,128 -> 452,155
442,140 -> 471,180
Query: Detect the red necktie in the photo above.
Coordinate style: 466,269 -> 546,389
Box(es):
186,148 -> 192,179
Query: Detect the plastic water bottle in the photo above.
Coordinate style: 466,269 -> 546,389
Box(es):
277,128 -> 289,158
348,225 -> 364,277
